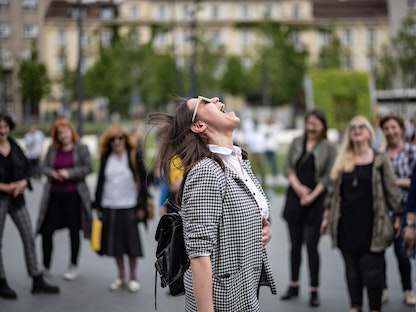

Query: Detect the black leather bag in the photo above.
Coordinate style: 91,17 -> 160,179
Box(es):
155,198 -> 189,298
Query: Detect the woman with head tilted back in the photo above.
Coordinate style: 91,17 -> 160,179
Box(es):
321,116 -> 401,312
149,96 -> 276,311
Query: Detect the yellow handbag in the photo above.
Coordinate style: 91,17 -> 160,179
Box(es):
91,219 -> 102,252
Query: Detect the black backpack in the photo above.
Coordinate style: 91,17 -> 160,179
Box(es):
154,198 -> 190,305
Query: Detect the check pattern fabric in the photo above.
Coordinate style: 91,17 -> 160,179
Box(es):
0,197 -> 41,279
182,158 -> 277,312
387,142 -> 416,204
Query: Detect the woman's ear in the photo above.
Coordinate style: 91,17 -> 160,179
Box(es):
190,121 -> 207,134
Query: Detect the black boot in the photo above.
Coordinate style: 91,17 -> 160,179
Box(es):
280,286 -> 299,300
31,275 -> 60,294
0,278 -> 17,299
309,291 -> 320,307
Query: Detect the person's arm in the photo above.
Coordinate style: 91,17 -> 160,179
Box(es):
191,256 -> 214,312
404,164 -> 416,248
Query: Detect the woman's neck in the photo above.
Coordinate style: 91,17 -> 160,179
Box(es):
353,142 -> 373,164
61,143 -> 73,151
207,132 -> 234,149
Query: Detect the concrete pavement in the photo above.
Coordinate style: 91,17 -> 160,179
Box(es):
1,176 -> 415,312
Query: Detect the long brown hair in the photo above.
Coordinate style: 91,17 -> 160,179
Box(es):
49,118 -> 79,149
148,96 -> 225,203
98,124 -> 136,156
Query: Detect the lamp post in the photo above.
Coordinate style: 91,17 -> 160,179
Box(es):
76,0 -> 84,137
189,0 -> 200,96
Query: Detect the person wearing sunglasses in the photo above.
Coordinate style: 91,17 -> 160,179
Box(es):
93,124 -> 149,292
321,116 -> 401,312
36,117 -> 93,281
149,95 -> 276,311
379,114 -> 416,306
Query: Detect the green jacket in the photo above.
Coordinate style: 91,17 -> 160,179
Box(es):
325,151 -> 401,252
284,136 -> 337,188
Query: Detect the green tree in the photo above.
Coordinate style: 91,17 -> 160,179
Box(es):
316,28 -> 342,69
17,44 -> 51,118
247,23 -> 307,107
393,16 -> 416,88
84,27 -> 179,114
220,55 -> 249,96
373,44 -> 396,90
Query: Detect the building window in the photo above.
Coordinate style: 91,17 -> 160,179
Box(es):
211,31 -> 222,48
183,30 -> 191,47
1,49 -> 11,64
409,0 -> 416,11
264,5 -> 272,19
241,57 -> 253,70
212,5 -> 219,19
367,56 -> 376,72
81,32 -> 88,48
241,30 -> 249,48
367,28 -> 377,47
0,0 -> 9,10
100,7 -> 115,20
343,29 -> 352,47
320,31 -> 330,46
22,0 -> 37,11
155,32 -> 168,48
0,23 -> 10,38
21,49 -> 31,60
56,58 -> 65,73
57,30 -> 66,47
24,23 -> 39,38
101,30 -> 112,48
182,5 -> 190,19
241,5 -> 249,21
293,4 -> 300,20
291,31 -> 302,50
129,29 -> 139,45
158,4 -> 166,20
131,5 -> 138,20
71,7 -> 87,19
343,55 -> 353,70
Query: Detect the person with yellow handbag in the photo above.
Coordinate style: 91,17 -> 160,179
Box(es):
93,124 -> 149,293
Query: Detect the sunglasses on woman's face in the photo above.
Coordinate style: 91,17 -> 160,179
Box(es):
109,135 -> 125,143
349,123 -> 367,131
191,96 -> 211,123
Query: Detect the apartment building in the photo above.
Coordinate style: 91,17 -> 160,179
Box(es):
5,0 -> 414,119
0,0 -> 52,118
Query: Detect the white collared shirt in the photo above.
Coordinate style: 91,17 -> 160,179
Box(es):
208,144 -> 269,219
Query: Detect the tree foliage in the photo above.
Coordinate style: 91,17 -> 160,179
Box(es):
316,28 -> 342,69
393,16 -> 416,88
17,43 -> 51,118
373,44 -> 396,90
220,56 -> 249,96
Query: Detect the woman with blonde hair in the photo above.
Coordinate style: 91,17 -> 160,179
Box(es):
36,117 -> 92,281
321,116 -> 401,312
93,124 -> 149,292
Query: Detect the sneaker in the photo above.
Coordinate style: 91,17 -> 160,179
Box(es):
109,279 -> 125,291
127,280 -> 140,292
381,289 -> 388,303
63,265 -> 78,281
404,290 -> 416,306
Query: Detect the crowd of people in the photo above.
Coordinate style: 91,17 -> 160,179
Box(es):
1,100 -> 416,312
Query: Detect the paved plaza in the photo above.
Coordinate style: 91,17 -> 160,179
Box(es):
1,176 -> 415,312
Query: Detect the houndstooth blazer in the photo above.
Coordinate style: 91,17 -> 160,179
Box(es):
182,157 -> 277,312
